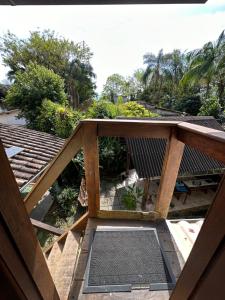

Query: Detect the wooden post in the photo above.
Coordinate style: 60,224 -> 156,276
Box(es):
170,174 -> 225,300
83,123 -> 100,217
155,128 -> 184,218
0,141 -> 59,300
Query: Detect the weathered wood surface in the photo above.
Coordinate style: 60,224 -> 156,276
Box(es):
30,218 -> 64,236
155,128 -> 184,218
97,209 -> 160,220
24,124 -> 82,213
53,231 -> 81,300
44,211 -> 89,255
0,141 -> 59,300
82,119 -> 179,139
70,218 -> 184,300
177,122 -> 225,164
83,123 -> 100,217
170,175 -> 225,300
0,219 -> 41,300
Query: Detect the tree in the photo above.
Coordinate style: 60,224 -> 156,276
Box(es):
174,95 -> 201,116
181,30 -> 225,107
6,63 -> 67,128
0,30 -> 96,108
102,74 -> 128,102
198,87 -> 222,118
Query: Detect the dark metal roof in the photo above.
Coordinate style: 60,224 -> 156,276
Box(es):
0,123 -> 65,188
0,0 -> 207,5
126,116 -> 225,178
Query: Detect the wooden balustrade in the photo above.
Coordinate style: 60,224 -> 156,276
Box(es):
1,119 -> 225,299
23,119 -> 225,219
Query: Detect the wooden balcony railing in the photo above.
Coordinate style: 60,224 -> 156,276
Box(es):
24,119 -> 225,219
1,119 -> 225,299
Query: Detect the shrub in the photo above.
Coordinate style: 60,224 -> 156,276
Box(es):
55,186 -> 78,216
37,99 -> 83,138
198,90 -> 222,118
6,63 -> 67,128
122,184 -> 144,210
118,101 -> 157,117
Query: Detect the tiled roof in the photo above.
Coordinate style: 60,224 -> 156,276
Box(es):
0,123 -> 65,188
126,116 -> 225,178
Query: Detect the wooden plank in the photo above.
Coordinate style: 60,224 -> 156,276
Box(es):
177,122 -> 225,164
0,141 -> 59,300
83,123 -> 100,218
170,175 -> 225,300
30,218 -> 64,236
24,124 -> 82,213
53,231 -> 81,300
191,239 -> 225,300
97,209 -> 160,220
155,128 -> 184,218
44,211 -> 89,255
81,119 -> 178,139
0,219 -> 41,300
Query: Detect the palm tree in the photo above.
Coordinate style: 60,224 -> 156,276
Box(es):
181,30 -> 225,106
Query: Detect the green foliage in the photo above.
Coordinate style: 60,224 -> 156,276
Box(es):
199,89 -> 222,118
86,100 -> 117,118
50,183 -> 78,217
37,99 -> 82,138
102,74 -> 128,102
0,30 -> 96,107
56,186 -> 78,216
6,63 -> 67,127
174,95 -> 201,116
122,184 -> 144,210
118,101 -> 157,117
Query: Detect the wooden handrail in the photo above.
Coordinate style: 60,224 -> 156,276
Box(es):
24,124 -> 83,213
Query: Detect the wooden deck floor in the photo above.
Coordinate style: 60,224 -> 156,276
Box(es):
69,218 -> 185,300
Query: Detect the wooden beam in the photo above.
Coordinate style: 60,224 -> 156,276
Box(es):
177,122 -> 225,164
81,119 -> 179,139
44,211 -> 89,255
155,128 -> 184,218
83,123 -> 100,218
0,219 -> 41,300
170,174 -> 225,300
97,209 -> 160,220
24,125 -> 82,213
0,141 -> 59,300
30,218 -> 64,236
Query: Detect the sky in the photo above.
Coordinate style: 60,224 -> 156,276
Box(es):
0,0 -> 225,94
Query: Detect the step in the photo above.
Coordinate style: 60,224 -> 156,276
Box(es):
47,241 -> 64,281
53,231 -> 81,300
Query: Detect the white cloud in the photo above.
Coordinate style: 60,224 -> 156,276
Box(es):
0,0 -> 224,93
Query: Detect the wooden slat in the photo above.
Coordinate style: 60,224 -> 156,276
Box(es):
0,219 -> 41,300
155,128 -> 184,218
24,124 -> 82,213
97,209 -> 160,220
44,211 -> 89,255
30,218 -> 64,236
83,123 -> 100,217
177,122 -> 225,164
0,141 -> 59,300
81,119 -> 179,139
170,175 -> 225,300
